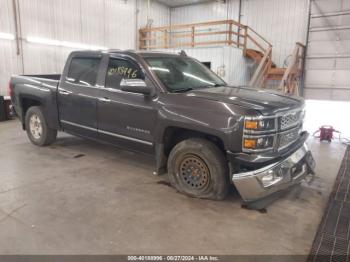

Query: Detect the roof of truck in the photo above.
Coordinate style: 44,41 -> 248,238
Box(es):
70,49 -> 184,57
110,49 -> 183,57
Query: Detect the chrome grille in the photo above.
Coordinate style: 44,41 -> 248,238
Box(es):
278,128 -> 300,150
280,111 -> 302,130
243,107 -> 305,153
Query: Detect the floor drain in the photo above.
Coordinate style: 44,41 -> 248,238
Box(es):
308,146 -> 350,262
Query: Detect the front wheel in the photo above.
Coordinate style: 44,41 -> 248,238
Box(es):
25,106 -> 57,146
167,138 -> 229,200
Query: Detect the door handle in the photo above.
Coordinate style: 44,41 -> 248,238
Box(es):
58,89 -> 72,95
98,97 -> 111,103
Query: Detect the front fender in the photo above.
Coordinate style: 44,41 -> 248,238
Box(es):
154,104 -> 244,151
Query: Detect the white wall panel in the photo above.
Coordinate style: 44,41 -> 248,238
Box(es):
104,0 -> 137,48
171,0 -> 240,24
240,0 -> 309,67
0,39 -> 23,95
138,0 -> 170,28
168,0 -> 242,57
224,47 -> 251,86
0,0 -> 22,95
0,0 -> 15,32
18,0 -> 137,47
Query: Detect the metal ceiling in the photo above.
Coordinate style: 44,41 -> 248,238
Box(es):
156,0 -> 219,8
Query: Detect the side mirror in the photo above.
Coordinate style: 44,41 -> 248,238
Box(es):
120,79 -> 151,95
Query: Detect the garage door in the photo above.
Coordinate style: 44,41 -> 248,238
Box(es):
304,0 -> 350,101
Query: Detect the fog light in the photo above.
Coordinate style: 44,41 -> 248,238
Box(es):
261,169 -> 283,187
244,139 -> 257,149
243,136 -> 274,151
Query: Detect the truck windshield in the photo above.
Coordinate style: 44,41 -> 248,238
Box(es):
144,56 -> 226,93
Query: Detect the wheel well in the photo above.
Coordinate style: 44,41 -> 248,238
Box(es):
162,127 -> 225,157
21,98 -> 41,129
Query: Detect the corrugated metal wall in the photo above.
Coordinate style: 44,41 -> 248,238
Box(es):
170,0 -> 240,23
0,0 -> 169,96
19,0 -> 136,74
0,0 -> 23,96
240,0 -> 309,67
138,0 -> 170,28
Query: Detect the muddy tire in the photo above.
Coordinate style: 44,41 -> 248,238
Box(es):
25,106 -> 57,146
167,138 -> 229,200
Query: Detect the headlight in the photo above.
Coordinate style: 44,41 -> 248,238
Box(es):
243,116 -> 277,152
244,118 -> 276,132
243,136 -> 274,150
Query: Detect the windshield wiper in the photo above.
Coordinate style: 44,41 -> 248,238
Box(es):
172,87 -> 194,93
171,84 -> 224,93
212,84 -> 223,87
199,83 -> 223,89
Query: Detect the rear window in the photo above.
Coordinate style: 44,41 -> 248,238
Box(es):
66,57 -> 101,86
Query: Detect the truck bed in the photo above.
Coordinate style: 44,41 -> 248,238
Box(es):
11,74 -> 61,90
21,74 -> 61,81
10,74 -> 61,130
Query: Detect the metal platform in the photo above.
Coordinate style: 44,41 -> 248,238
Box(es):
309,146 -> 350,262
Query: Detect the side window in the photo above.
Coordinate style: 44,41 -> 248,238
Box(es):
66,57 -> 101,86
105,58 -> 143,89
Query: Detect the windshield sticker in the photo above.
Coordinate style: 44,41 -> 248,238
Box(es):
108,67 -> 138,78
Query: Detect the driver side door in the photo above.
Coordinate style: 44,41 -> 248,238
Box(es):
97,55 -> 157,153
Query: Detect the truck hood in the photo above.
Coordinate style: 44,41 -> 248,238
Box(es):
187,86 -> 304,115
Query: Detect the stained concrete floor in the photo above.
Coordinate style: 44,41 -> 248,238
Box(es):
0,119 -> 347,255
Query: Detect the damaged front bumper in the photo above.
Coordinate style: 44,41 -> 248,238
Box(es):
231,143 -> 315,203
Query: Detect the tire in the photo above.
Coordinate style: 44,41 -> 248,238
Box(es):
25,106 -> 57,146
167,138 -> 229,200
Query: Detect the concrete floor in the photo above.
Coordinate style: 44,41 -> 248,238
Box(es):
0,119 -> 347,255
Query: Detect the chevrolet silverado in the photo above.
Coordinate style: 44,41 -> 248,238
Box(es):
9,50 -> 315,205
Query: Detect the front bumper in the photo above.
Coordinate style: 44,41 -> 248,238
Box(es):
232,143 -> 315,203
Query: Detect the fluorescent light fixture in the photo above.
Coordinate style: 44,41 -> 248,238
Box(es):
150,67 -> 170,72
0,32 -> 15,40
26,37 -> 60,46
26,36 -> 108,50
183,72 -> 214,85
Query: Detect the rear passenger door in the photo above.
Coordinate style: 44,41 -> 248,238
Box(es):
58,54 -> 102,138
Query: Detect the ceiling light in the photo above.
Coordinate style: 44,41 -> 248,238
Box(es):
26,36 -> 108,50
0,32 -> 15,40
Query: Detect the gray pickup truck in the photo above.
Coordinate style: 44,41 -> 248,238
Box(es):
9,50 -> 315,205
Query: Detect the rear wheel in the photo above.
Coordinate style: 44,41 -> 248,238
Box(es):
25,106 -> 57,146
167,138 -> 229,200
